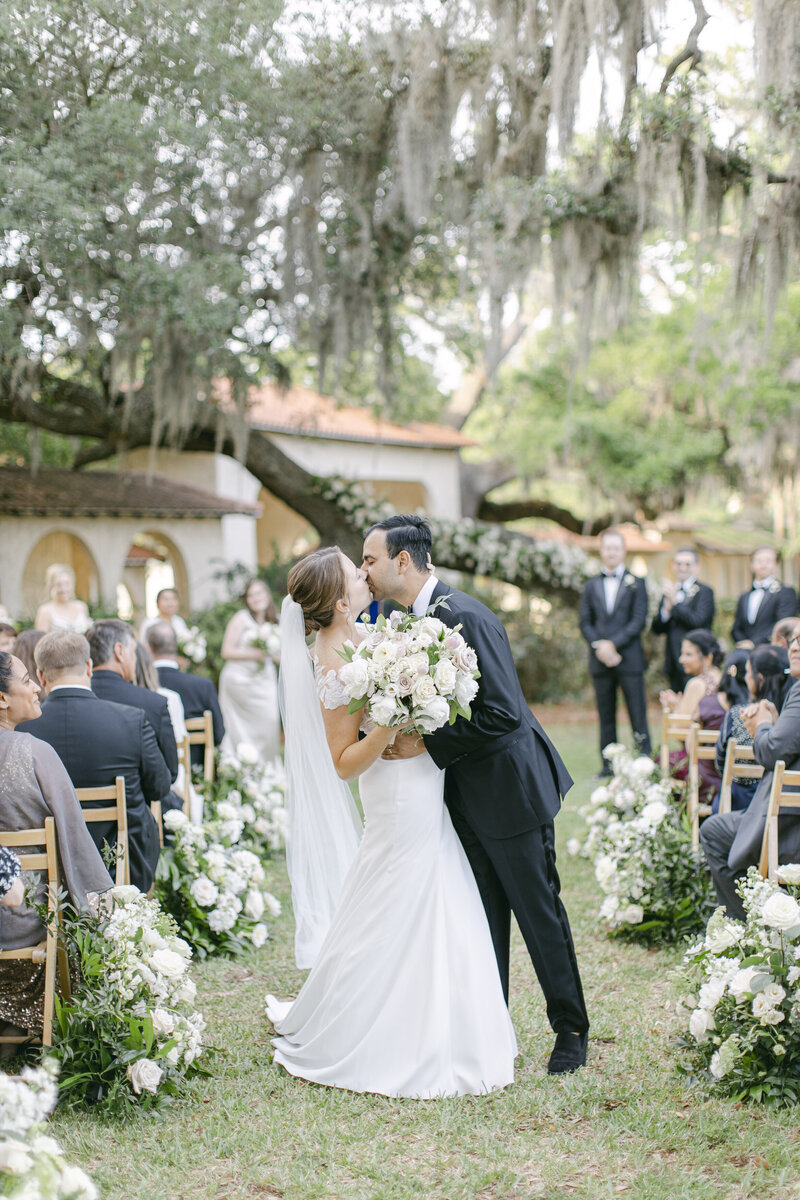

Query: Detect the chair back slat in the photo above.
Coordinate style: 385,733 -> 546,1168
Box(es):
185,710 -> 215,783
75,776 -> 129,886
718,738 -> 765,815
759,763 -> 800,879
687,723 -> 722,849
659,710 -> 694,772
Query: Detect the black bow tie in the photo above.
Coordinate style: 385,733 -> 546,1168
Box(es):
602,571 -> 620,579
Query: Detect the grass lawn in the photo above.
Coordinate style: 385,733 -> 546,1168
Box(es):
50,719 -> 800,1200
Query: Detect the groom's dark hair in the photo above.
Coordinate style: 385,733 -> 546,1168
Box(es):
367,514 -> 432,572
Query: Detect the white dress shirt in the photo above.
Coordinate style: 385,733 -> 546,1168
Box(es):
411,575 -> 440,617
747,576 -> 775,625
602,567 -> 624,614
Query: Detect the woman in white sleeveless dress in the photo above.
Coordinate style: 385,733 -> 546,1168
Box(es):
219,579 -> 280,764
265,547 -> 516,1099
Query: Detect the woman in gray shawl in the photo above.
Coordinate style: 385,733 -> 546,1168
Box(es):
0,651 -> 112,1038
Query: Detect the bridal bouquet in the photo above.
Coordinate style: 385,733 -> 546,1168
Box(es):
157,810 -> 281,957
178,625 -> 207,664
0,1061 -> 98,1199
51,885 -> 206,1116
337,609 -> 480,735
575,743 -> 714,944
246,622 -> 281,659
678,866 -> 800,1106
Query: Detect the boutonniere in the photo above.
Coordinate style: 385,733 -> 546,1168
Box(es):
686,583 -> 699,599
769,580 -> 782,594
623,573 -> 636,588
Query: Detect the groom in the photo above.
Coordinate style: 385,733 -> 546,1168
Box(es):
362,515 -> 589,1073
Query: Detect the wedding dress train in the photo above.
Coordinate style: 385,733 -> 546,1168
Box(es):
266,752 -> 516,1098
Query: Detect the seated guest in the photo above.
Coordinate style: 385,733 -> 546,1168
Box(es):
146,623 -> 224,766
771,617 -> 800,649
139,587 -> 190,644
651,548 -> 715,692
18,632 -> 170,892
0,623 -> 16,652
713,646 -> 789,813
87,619 -> 182,818
659,629 -> 725,802
700,631 -> 800,919
12,630 -> 44,679
0,651 -> 112,1039
731,547 -> 797,649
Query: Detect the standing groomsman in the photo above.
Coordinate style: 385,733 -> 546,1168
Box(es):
579,529 -> 651,775
731,547 -> 797,649
651,547 -> 715,692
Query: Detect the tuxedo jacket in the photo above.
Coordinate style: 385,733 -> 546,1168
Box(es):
731,582 -> 797,646
728,680 -> 800,872
19,688 -> 171,891
91,670 -> 178,783
578,572 -> 648,676
422,582 -> 573,839
155,666 -> 224,765
651,581 -> 715,678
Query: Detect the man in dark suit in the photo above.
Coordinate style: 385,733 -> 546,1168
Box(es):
87,619 -> 182,817
700,630 -> 800,918
579,529 -> 651,774
362,515 -> 589,1075
731,547 -> 797,649
20,631 -> 171,891
651,547 -> 715,691
145,622 -> 224,765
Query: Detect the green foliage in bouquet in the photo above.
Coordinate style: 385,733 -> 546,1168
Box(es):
575,743 -> 715,945
677,866 -> 800,1107
155,810 -> 281,959
48,887 -> 206,1117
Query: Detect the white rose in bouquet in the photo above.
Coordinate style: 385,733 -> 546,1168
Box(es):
415,696 -> 451,733
150,1008 -> 175,1036
190,876 -> 218,908
127,1058 -> 163,1095
698,978 -> 727,1011
776,863 -> 800,885
405,652 -> 429,676
339,657 -> 371,699
372,641 -> 398,668
411,674 -> 437,704
761,892 -> 800,931
371,693 -> 403,726
395,668 -> 416,697
454,644 -> 478,674
433,658 -> 457,695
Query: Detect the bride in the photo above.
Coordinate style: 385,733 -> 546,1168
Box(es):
265,546 -> 516,1098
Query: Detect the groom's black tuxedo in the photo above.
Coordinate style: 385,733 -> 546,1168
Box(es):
423,582 -> 588,1034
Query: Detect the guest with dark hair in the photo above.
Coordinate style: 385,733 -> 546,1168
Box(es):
145,623 -> 224,767
712,646 -> 790,813
11,630 -> 45,680
0,650 -> 112,1038
659,629 -> 725,802
771,617 -> 800,649
18,632 -> 169,891
139,587 -> 190,644
0,623 -> 16,653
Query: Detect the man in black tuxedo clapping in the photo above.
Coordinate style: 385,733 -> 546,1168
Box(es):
579,529 -> 651,775
145,622 -> 224,766
651,547 -> 715,692
731,547 -> 797,649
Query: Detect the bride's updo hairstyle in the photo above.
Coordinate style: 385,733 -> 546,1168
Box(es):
287,547 -> 347,636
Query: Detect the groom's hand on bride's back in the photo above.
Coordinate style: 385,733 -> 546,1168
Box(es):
382,731 -> 427,760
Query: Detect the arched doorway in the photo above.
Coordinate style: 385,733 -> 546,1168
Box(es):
124,531 -> 190,625
22,530 -> 100,618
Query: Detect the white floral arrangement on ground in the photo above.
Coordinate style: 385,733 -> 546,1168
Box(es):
201,743 -> 288,859
177,625 -> 207,664
678,865 -> 800,1106
336,608 -> 480,735
312,475 -> 590,594
572,742 -> 715,944
0,1060 -> 98,1199
245,622 -> 281,659
51,886 -> 205,1116
156,809 -> 281,958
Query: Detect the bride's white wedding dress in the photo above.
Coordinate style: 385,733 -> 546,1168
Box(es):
265,664 -> 516,1099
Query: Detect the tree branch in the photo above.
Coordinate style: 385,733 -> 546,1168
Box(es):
477,496 -> 613,536
660,0 -> 710,94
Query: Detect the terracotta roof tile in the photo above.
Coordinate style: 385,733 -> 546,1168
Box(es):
0,467 -> 259,519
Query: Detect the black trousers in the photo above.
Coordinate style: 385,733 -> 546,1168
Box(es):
447,803 -> 589,1036
591,668 -> 651,764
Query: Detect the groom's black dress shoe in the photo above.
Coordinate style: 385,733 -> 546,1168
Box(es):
547,1031 -> 588,1075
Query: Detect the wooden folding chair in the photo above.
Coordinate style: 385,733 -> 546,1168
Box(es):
659,710 -> 694,773
75,777 -> 130,885
718,740 -> 764,816
0,817 -> 69,1047
185,711 -> 215,783
687,724 -> 721,850
759,760 -> 800,879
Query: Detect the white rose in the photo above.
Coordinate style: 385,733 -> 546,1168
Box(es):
619,904 -> 644,925
761,981 -> 786,1007
370,693 -> 403,726
219,819 -> 244,844
752,993 -> 785,1023
251,923 -> 268,948
640,800 -> 668,827
190,875 -> 219,908
405,651 -> 429,676
762,892 -> 800,931
127,1057 -> 163,1095
216,801 -> 239,821
395,669 -> 416,696
0,1137 -> 34,1174
142,928 -> 167,950
150,1008 -> 175,1036
371,641 -> 397,668
454,674 -> 479,710
776,864 -> 800,886
788,965 -> 800,986
433,658 -> 457,695
338,658 -> 370,699
163,809 -> 189,830
411,674 -> 437,704
208,906 -> 238,933
594,855 -> 616,888
110,884 -> 140,904
698,978 -> 726,1011
237,742 -> 259,765
414,695 -> 451,732
454,643 -> 478,674
149,948 -> 188,979
689,1008 -> 714,1041
599,894 -> 619,920
704,914 -> 743,954
176,978 -> 197,1004
728,966 -> 768,999
244,889 -> 264,920
264,892 -> 282,917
